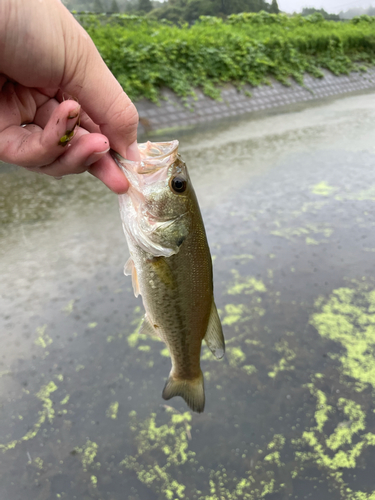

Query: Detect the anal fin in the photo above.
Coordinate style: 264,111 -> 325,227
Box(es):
139,315 -> 161,340
204,301 -> 225,359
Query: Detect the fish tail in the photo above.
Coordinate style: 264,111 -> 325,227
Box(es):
162,371 -> 205,413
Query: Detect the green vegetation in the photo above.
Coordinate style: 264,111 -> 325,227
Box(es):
301,7 -> 339,21
77,12 -> 375,103
64,0 -> 276,18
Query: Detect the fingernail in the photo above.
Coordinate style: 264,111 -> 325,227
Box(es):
58,108 -> 81,147
84,147 -> 110,167
126,141 -> 141,162
68,105 -> 81,120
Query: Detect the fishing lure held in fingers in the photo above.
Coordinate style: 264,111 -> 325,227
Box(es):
112,141 -> 225,413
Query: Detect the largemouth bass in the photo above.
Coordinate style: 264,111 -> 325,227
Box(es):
113,141 -> 224,413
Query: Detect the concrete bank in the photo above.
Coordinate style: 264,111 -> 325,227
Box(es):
136,67 -> 375,135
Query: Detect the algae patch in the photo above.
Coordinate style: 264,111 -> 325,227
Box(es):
268,339 -> 296,379
311,285 -> 375,392
311,181 -> 337,196
291,379 -> 375,499
121,411 -> 193,499
0,381 -> 57,452
74,440 -> 99,472
227,270 -> 266,296
34,324 -> 52,349
106,401 -> 119,419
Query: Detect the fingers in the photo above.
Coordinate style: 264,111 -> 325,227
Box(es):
0,100 -> 80,167
0,100 -> 112,179
57,4 -> 140,161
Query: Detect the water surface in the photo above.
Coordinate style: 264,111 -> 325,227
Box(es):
2,92 -> 375,499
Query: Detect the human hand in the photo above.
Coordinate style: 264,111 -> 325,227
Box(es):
0,0 -> 139,193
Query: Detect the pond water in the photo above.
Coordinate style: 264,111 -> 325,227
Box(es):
1,91 -> 375,500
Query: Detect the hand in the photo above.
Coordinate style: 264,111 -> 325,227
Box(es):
0,0 -> 139,193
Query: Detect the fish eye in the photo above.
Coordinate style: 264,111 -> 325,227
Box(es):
170,176 -> 187,194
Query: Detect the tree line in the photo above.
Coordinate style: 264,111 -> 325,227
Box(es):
62,0 -> 375,23
63,0 -> 279,23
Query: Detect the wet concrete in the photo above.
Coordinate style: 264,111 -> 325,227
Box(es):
2,91 -> 375,499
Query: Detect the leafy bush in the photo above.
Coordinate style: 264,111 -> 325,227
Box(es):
76,12 -> 375,102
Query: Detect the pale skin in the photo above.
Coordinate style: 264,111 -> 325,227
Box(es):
0,0 -> 140,193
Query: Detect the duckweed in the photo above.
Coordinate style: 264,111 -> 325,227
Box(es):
106,401 -> 119,419
34,324 -> 52,349
222,304 -> 249,326
311,285 -> 375,392
268,340 -> 296,378
226,347 -> 246,367
0,381 -> 57,452
311,181 -> 337,196
121,411 -> 193,499
75,440 -> 99,472
228,271 -> 267,296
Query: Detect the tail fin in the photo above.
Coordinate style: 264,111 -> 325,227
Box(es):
162,371 -> 205,413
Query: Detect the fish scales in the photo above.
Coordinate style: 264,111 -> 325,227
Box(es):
113,140 -> 225,413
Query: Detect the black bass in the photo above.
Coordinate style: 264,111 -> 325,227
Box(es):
113,141 -> 224,413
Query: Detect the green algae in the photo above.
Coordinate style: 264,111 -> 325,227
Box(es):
226,254 -> 255,260
34,324 -> 52,349
138,345 -> 151,352
60,395 -> 70,405
335,185 -> 375,202
222,304 -> 250,326
74,440 -> 99,472
62,299 -> 75,315
121,410 -> 288,500
291,378 -> 375,499
227,270 -> 266,295
268,340 -> 296,379
121,411 -> 193,499
242,365 -> 257,375
271,223 -> 332,242
311,285 -> 375,392
87,322 -> 97,329
0,381 -> 57,452
106,401 -> 119,419
311,181 -> 337,196
306,237 -> 320,245
33,457 -> 44,469
226,346 -> 246,367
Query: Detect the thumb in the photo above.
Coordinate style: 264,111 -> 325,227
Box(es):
57,4 -> 140,160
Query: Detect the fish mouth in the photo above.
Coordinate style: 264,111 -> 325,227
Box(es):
111,141 -> 179,181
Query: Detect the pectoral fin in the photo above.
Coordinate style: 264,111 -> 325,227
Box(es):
204,301 -> 225,359
124,257 -> 133,276
124,257 -> 140,298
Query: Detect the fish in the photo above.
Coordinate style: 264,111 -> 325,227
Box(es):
113,140 -> 225,413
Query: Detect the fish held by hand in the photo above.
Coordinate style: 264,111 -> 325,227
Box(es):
113,140 -> 224,413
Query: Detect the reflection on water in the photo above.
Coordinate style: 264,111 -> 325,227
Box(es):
2,92 -> 375,499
